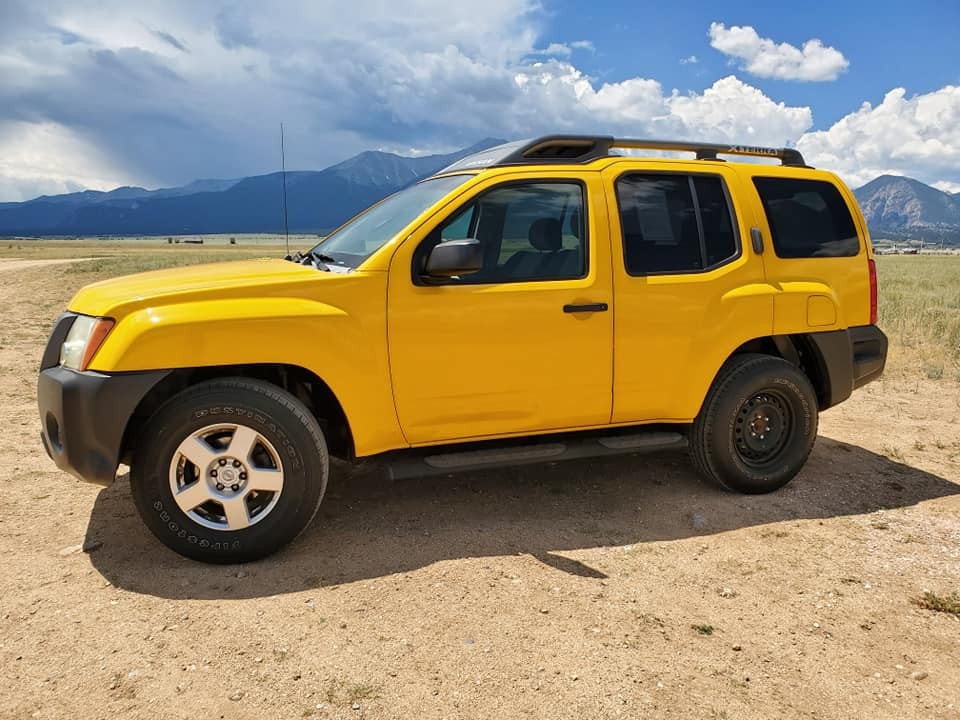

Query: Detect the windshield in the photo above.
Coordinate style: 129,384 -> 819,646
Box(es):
310,174 -> 473,267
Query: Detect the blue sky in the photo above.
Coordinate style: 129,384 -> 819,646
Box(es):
1,0 -> 958,201
546,0 -> 959,129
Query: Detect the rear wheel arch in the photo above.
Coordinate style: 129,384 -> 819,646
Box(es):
120,363 -> 354,464
720,334 -> 831,410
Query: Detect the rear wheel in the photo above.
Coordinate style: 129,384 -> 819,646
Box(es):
690,354 -> 818,493
130,378 -> 328,563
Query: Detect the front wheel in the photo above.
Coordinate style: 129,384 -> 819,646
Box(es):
130,378 -> 329,563
689,354 -> 818,494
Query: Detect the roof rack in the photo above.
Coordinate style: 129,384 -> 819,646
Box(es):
493,135 -> 809,168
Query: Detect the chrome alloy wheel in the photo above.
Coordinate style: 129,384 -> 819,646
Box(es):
168,423 -> 284,531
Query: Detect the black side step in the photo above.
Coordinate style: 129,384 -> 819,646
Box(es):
383,430 -> 687,481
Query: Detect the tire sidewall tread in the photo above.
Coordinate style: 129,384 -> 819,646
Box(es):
130,377 -> 328,563
690,354 -> 818,494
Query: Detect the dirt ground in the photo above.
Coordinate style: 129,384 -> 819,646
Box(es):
2,260 -> 959,720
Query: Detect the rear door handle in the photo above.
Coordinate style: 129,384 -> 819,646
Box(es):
563,303 -> 608,313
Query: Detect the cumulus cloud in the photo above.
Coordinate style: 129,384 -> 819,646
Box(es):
709,22 -> 849,81
0,3 -> 954,201
0,1 -> 820,200
797,86 -> 960,187
933,180 -> 960,194
0,120 -> 136,201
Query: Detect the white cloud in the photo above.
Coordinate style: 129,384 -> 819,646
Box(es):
933,180 -> 960,194
0,3 -> 819,200
0,120 -> 136,201
533,40 -> 592,57
797,86 -> 960,187
1,5 -> 954,201
539,42 -> 572,57
708,22 -> 849,81
680,55 -> 698,65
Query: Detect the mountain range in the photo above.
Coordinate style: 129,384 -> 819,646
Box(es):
0,139 -> 505,237
1,140 -> 958,244
853,175 -> 960,245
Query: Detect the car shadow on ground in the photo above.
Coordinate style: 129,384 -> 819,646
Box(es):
84,436 -> 958,599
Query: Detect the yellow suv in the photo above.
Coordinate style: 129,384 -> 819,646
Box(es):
38,136 -> 887,563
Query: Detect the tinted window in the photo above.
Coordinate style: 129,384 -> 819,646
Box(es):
694,176 -> 737,266
753,177 -> 859,258
415,182 -> 586,284
615,174 -> 739,275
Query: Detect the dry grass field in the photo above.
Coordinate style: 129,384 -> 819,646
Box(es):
1,241 -> 958,720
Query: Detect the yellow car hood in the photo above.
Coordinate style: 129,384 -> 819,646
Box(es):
68,258 -> 338,317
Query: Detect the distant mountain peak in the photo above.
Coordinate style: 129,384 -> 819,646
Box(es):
0,138 -> 510,236
855,174 -> 960,243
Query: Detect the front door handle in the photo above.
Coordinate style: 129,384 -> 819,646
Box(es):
563,303 -> 608,313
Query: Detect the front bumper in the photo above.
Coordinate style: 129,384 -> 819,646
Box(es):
38,364 -> 169,486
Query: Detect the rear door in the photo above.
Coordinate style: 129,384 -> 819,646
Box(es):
603,162 -> 772,423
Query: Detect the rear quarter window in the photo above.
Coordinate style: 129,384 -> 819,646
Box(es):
753,177 -> 860,258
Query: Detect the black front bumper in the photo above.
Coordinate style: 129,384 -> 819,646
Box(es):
38,365 -> 169,486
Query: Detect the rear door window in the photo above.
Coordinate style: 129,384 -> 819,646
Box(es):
753,177 -> 860,258
615,173 -> 740,275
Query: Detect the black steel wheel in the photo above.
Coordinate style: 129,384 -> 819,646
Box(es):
690,354 -> 818,493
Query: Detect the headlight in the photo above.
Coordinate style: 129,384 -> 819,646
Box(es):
60,315 -> 115,371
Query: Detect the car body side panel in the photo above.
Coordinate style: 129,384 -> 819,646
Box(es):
81,273 -> 406,457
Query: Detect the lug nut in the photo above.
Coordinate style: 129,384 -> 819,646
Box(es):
219,458 -> 227,466
216,483 -> 224,490
210,469 -> 218,477
239,472 -> 247,480
231,484 -> 240,492
233,459 -> 242,468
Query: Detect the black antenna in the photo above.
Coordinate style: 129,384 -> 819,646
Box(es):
280,122 -> 290,257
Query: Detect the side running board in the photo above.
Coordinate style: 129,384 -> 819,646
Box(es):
383,430 -> 687,480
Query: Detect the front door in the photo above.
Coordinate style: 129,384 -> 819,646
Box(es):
387,173 -> 614,445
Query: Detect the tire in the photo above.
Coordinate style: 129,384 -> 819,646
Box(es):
689,354 -> 818,494
130,377 -> 328,563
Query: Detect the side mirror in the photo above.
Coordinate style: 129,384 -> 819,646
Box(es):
424,239 -> 483,278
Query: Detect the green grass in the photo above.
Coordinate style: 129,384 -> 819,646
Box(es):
875,255 -> 960,377
64,251 -> 274,276
691,623 -> 715,636
322,679 -> 381,706
0,239 -> 287,278
913,591 -> 960,616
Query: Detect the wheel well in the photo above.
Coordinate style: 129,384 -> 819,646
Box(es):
119,364 -> 355,463
729,335 -> 829,410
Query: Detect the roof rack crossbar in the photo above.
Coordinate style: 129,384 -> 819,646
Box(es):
493,135 -> 808,168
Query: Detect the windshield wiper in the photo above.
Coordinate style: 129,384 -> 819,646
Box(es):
285,250 -> 336,271
310,251 -> 338,264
